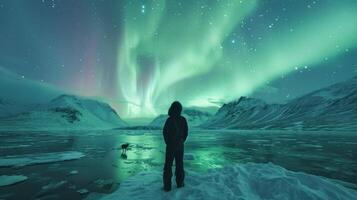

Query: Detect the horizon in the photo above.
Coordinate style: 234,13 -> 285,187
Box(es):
1,67 -> 355,123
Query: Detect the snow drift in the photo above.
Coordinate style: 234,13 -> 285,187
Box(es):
95,163 -> 357,200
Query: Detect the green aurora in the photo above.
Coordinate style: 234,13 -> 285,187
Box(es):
0,0 -> 357,118
116,0 -> 357,117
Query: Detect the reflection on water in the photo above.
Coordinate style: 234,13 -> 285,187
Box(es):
0,130 -> 356,199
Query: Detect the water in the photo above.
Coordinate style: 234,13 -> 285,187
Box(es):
0,130 -> 356,199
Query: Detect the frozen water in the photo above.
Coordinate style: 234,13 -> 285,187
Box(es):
184,153 -> 195,160
0,175 -> 28,187
98,163 -> 357,200
1,130 -> 357,199
0,151 -> 85,167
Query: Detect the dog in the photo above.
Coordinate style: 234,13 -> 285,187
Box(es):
121,143 -> 129,154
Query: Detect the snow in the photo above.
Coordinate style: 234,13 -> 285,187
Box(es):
97,163 -> 357,200
47,95 -> 127,127
0,94 -> 128,131
0,175 -> 28,187
202,76 -> 357,131
0,151 -> 85,167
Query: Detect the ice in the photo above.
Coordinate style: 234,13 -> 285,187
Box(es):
0,151 -> 85,167
247,139 -> 270,143
0,175 -> 28,187
0,144 -> 32,149
98,163 -> 357,200
42,180 -> 67,190
77,188 -> 89,194
69,170 -> 79,175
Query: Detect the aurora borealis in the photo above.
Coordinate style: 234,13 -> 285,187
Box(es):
1,0 -> 357,118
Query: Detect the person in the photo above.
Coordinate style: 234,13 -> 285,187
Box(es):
162,101 -> 188,192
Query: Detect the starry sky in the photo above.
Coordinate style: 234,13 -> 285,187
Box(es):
0,0 -> 357,118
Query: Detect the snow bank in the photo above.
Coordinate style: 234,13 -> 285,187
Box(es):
0,151 -> 85,167
98,163 -> 357,200
0,175 -> 28,187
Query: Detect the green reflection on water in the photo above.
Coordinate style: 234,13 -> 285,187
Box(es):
111,130 -> 232,181
106,130 -> 357,188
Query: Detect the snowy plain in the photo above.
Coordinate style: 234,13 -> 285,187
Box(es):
92,163 -> 357,200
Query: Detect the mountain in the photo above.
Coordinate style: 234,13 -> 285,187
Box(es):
149,108 -> 212,128
202,76 -> 357,131
0,95 -> 127,130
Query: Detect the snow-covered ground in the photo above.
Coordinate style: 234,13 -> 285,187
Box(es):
92,163 -> 357,200
0,151 -> 85,167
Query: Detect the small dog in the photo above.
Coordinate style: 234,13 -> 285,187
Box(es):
121,143 -> 129,154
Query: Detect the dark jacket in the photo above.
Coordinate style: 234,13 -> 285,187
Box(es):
163,116 -> 188,148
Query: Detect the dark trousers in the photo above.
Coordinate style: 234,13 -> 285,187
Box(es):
163,145 -> 184,189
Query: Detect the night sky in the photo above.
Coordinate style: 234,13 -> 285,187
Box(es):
0,0 -> 357,118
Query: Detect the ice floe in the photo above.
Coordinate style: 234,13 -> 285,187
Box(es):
69,170 -> 79,175
0,151 -> 85,167
77,188 -> 89,194
0,175 -> 28,187
41,180 -> 67,190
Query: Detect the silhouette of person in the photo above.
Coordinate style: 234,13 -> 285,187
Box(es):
163,101 -> 188,192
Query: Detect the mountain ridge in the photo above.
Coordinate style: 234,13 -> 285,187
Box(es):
0,94 -> 127,130
202,76 -> 357,131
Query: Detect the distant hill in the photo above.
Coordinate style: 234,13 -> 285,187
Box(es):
0,95 -> 127,130
202,76 -> 357,131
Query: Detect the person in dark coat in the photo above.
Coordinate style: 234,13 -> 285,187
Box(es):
163,101 -> 188,192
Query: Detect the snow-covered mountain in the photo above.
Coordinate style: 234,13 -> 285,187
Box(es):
202,76 -> 357,131
0,95 -> 127,130
149,108 -> 212,128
